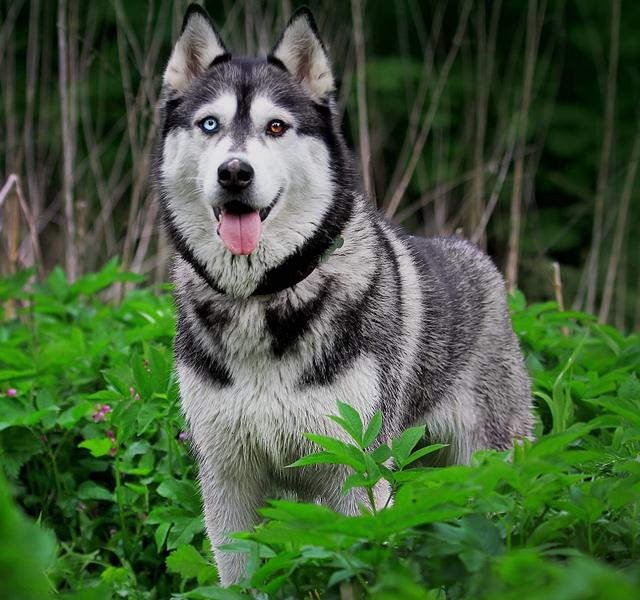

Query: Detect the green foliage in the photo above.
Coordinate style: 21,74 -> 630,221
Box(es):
0,268 -> 639,599
291,401 -> 447,509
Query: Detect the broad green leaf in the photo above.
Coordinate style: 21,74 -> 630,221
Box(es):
370,444 -> 392,463
166,544 -> 214,579
166,517 -> 205,549
154,522 -> 171,551
342,472 -> 370,495
335,400 -> 364,445
181,586 -> 251,599
157,479 -> 201,513
304,434 -> 366,470
402,443 -> 449,467
78,438 -> 113,458
77,481 -> 115,502
618,374 -> 640,401
363,411 -> 383,448
392,425 -> 426,466
288,451 -> 350,468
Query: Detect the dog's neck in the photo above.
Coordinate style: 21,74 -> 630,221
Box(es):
251,234 -> 342,295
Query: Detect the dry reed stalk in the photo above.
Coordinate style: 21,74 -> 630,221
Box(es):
471,142 -> 517,244
0,174 -> 43,276
0,176 -> 20,265
383,0 -> 444,211
505,0 -> 545,293
468,0 -> 501,247
614,250 -> 627,332
432,129 -> 448,233
57,0 -> 78,281
115,0 -> 165,278
470,2 -> 487,244
351,0 -> 373,200
130,193 -> 159,274
385,0 -> 472,219
551,262 -> 569,336
598,118 -> 640,324
114,0 -> 143,271
2,4 -> 17,177
585,0 -> 620,314
0,0 -> 23,60
23,0 -> 42,253
1,180 -> 19,319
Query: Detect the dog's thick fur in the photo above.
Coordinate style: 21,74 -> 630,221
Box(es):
154,5 -> 534,585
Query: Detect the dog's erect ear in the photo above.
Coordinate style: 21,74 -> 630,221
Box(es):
269,9 -> 335,103
163,4 -> 229,92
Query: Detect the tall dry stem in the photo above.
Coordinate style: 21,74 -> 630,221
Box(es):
505,0 -> 545,293
57,0 -> 78,281
385,0 -> 472,219
469,0 -> 500,247
584,0 -> 620,314
598,118 -> 640,324
351,0 -> 373,200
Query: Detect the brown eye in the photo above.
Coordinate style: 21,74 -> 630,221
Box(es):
267,120 -> 287,137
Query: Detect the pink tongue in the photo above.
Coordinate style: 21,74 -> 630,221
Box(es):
218,211 -> 263,255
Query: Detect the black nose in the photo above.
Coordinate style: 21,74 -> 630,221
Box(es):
217,158 -> 254,192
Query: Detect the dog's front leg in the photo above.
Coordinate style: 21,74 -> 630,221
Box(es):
199,464 -> 266,586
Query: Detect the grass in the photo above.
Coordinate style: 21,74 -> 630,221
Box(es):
1,261 -> 639,599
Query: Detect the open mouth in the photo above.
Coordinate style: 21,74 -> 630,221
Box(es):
213,188 -> 282,256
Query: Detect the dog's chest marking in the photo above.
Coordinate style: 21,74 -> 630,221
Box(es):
175,317 -> 233,387
300,266 -> 380,387
264,280 -> 332,357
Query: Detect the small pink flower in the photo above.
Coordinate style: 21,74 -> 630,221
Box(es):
109,446 -> 117,457
129,387 -> 136,396
6,388 -> 17,397
106,430 -> 116,441
92,404 -> 112,422
144,359 -> 151,373
134,393 -> 140,401
178,431 -> 191,443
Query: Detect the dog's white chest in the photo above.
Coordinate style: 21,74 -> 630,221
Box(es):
178,352 -> 380,468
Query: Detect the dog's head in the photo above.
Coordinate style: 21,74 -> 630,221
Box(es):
156,5 -> 355,297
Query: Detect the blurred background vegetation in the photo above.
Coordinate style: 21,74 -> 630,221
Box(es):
1,0 -> 639,330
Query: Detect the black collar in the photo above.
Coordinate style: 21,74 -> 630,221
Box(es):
251,234 -> 343,295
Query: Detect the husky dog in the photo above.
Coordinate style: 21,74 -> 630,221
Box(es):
154,4 -> 533,585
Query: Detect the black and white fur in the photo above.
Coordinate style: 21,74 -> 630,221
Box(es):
154,5 -> 533,586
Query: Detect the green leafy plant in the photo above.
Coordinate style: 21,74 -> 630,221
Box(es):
289,400 -> 447,513
1,267 -> 639,599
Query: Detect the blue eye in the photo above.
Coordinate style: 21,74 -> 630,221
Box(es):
199,117 -> 219,134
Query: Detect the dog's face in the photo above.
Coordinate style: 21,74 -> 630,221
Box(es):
157,6 -> 351,297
